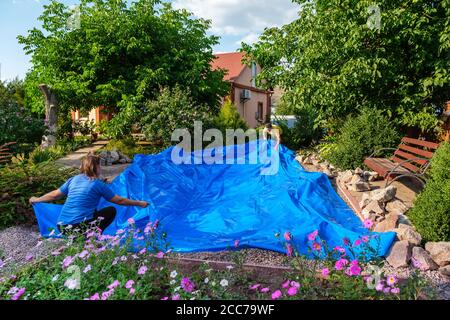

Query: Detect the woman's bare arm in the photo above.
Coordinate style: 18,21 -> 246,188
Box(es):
109,195 -> 148,208
29,189 -> 65,204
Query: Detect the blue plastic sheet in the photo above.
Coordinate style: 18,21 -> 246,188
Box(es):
33,140 -> 395,258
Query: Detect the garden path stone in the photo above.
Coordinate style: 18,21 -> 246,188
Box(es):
425,242 -> 450,267
386,240 -> 412,268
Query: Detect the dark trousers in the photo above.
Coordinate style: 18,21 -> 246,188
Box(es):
59,206 -> 117,235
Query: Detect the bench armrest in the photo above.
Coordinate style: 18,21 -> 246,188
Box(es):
368,148 -> 397,159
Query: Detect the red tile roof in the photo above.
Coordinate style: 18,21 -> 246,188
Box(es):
211,52 -> 246,81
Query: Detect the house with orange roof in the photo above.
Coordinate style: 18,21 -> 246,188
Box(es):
211,52 -> 272,128
72,52 -> 271,129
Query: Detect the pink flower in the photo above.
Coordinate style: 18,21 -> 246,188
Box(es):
321,268 -> 330,277
250,284 -> 261,290
107,280 -> 120,290
290,281 -> 300,288
138,266 -> 148,275
181,278 -> 195,293
127,218 -> 135,225
363,219 -> 374,229
11,288 -> 26,300
386,275 -> 397,287
286,244 -> 293,257
383,287 -> 391,293
375,282 -> 384,292
312,242 -> 322,251
353,239 -> 362,247
361,236 -> 369,243
172,294 -> 180,300
335,258 -> 349,270
234,240 -> 240,248
307,230 -> 318,241
153,220 -> 159,229
390,287 -> 400,294
282,280 -> 290,289
347,264 -> 362,276
25,254 -> 34,262
101,289 -> 114,300
129,288 -> 135,295
260,287 -> 270,293
271,290 -> 282,300
343,237 -> 350,245
89,293 -> 100,300
156,252 -> 164,259
333,246 -> 346,254
79,250 -> 89,259
62,256 -> 74,269
287,286 -> 298,296
125,280 -> 135,289
139,248 -> 147,255
161,296 -> 169,300
284,231 -> 292,241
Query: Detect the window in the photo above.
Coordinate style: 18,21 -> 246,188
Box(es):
257,102 -> 264,121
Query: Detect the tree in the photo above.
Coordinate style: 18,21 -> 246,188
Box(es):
242,0 -> 450,133
214,99 -> 249,133
19,0 -> 229,137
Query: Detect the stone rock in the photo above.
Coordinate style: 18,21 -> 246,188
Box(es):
411,247 -> 438,271
386,198 -> 409,215
363,200 -> 385,215
386,240 -> 412,268
397,214 -> 413,227
312,158 -> 320,167
369,186 -> 397,203
119,158 -> 127,164
339,170 -> 354,184
347,181 -> 371,192
425,242 -> 450,267
395,224 -> 422,246
354,167 -> 363,175
295,155 -> 305,164
359,192 -> 371,209
323,168 -> 333,178
373,213 -> 398,232
98,151 -> 108,159
363,171 -> 379,182
303,156 -> 313,165
109,150 -> 120,163
349,174 -> 362,184
439,265 -> 450,276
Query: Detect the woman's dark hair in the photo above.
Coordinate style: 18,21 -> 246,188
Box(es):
80,153 -> 101,179
265,123 -> 273,130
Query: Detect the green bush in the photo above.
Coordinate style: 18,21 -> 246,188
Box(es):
141,87 -> 214,147
214,99 -> 248,133
0,160 -> 78,229
324,108 -> 401,170
272,108 -> 322,150
408,142 -> 450,242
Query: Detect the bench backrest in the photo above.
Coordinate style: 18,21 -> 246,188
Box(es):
391,137 -> 439,173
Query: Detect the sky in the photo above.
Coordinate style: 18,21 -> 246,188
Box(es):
0,0 -> 300,82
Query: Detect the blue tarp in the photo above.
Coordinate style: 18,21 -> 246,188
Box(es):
33,140 -> 395,258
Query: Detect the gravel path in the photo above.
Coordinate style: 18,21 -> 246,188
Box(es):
0,226 -> 64,277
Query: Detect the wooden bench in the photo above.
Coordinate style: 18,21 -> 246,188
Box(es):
364,137 -> 439,188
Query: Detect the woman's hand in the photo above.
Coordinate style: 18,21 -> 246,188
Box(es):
29,197 -> 39,204
138,201 -> 149,208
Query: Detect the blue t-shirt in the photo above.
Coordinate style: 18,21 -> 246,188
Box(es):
57,174 -> 116,225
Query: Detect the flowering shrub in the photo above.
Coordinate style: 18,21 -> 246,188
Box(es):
0,221 -> 430,300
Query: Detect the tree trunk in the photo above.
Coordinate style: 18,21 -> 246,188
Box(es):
39,84 -> 58,148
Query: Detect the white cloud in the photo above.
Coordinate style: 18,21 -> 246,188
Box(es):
173,0 -> 300,44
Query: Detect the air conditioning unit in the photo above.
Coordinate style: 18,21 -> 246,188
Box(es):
241,89 -> 251,101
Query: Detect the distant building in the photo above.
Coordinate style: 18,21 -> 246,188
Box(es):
211,52 -> 272,128
72,52 -> 272,129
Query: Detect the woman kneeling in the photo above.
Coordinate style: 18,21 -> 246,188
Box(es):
29,153 -> 148,235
